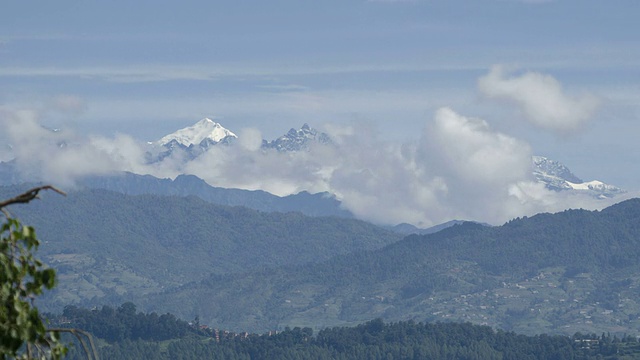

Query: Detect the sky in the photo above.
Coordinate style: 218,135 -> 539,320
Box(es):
1,0 -> 639,226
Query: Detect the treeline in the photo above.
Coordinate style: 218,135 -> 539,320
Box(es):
148,199 -> 640,333
53,302 -> 205,343
52,304 -> 640,359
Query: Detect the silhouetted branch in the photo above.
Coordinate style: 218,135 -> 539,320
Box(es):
0,185 -> 66,209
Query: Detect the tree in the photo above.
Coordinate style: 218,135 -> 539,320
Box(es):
0,186 -> 67,359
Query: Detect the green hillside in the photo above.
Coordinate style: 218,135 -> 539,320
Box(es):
146,199 -> 640,335
0,185 -> 401,312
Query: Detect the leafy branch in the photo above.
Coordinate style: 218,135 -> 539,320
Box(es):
0,186 -> 98,359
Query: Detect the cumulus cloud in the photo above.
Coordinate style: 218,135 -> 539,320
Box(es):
0,109 -> 181,187
237,128 -> 263,151
177,108 -> 615,227
0,94 -> 618,227
478,65 -> 600,133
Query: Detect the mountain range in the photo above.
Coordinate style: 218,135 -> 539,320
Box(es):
154,119 -> 624,199
0,185 -> 400,313
7,183 -> 640,336
143,198 -> 640,336
77,172 -> 353,219
0,118 -> 626,230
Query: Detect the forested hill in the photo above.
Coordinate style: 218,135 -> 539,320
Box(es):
147,198 -> 640,335
79,172 -> 354,218
54,303 -> 640,360
0,185 -> 401,311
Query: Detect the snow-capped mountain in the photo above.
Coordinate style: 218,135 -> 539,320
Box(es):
532,156 -> 624,198
147,119 -> 624,199
148,121 -> 332,162
149,118 -> 237,161
262,124 -> 331,152
532,156 -> 583,191
156,118 -> 237,148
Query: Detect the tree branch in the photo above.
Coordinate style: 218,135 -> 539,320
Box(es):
48,328 -> 100,360
0,185 -> 66,209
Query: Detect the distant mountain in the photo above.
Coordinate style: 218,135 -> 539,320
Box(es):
149,120 -> 331,161
262,123 -> 331,152
149,118 -> 237,161
144,198 -> 640,335
150,120 -> 623,199
389,220 -> 490,235
532,156 -> 624,198
156,118 -> 237,148
0,186 -> 400,313
0,119 -> 626,227
77,172 -> 353,218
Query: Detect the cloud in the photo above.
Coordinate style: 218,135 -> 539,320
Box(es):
49,95 -> 86,115
0,111 -> 117,186
237,128 -> 263,151
0,109 -> 182,187
0,96 -> 618,227
167,108 -> 616,227
478,65 -> 600,133
422,107 -> 532,184
0,61 -> 487,84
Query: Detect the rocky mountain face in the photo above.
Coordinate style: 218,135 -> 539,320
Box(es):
156,118 -> 237,148
262,123 -> 331,152
532,156 -> 624,198
150,118 -> 237,161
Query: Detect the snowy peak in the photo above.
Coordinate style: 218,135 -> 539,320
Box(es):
532,156 -> 582,191
532,156 -> 624,198
263,123 -> 331,152
532,156 -> 582,184
566,180 -> 622,193
157,118 -> 237,147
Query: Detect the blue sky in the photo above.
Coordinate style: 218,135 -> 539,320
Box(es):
1,0 -> 640,224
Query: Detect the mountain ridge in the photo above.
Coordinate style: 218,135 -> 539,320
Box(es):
155,118 -> 237,147
151,118 -> 624,199
0,185 -> 401,313
142,198 -> 640,335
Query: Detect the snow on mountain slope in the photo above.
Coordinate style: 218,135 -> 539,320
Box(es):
262,124 -> 331,152
148,120 -> 624,200
157,118 -> 237,147
532,156 -> 624,198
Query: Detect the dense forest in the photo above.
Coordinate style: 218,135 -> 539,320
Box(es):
7,184 -> 640,336
145,199 -> 640,334
52,303 -> 640,359
0,185 -> 400,312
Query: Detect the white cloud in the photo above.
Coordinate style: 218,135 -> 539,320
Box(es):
49,95 -> 86,115
237,128 -> 263,151
0,99 -> 618,227
478,65 -> 600,133
0,109 -> 183,187
0,62 -> 487,84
